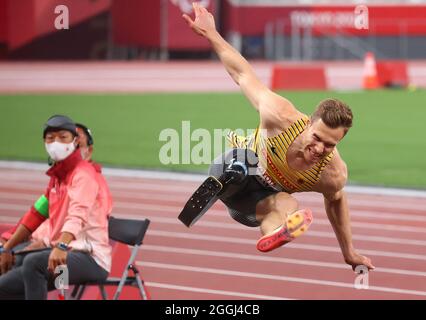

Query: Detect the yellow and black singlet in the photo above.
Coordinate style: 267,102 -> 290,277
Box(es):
227,116 -> 333,193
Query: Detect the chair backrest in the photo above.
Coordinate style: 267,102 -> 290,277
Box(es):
108,216 -> 150,246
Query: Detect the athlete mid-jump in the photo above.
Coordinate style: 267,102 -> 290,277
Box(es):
179,3 -> 374,272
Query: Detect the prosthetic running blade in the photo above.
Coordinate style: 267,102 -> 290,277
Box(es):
178,176 -> 223,227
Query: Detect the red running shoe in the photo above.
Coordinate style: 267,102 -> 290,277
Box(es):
256,208 -> 313,252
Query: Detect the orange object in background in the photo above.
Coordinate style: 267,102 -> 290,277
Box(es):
362,52 -> 409,89
271,65 -> 327,90
362,52 -> 380,90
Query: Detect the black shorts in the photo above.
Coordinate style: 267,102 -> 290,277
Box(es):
208,149 -> 278,227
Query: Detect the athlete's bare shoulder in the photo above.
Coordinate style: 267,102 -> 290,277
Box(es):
259,91 -> 307,133
312,149 -> 348,197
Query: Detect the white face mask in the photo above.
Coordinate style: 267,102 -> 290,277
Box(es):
45,139 -> 76,162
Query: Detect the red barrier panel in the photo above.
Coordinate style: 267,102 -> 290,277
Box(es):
271,65 -> 327,90
5,0 -> 110,50
111,0 -> 160,47
377,61 -> 408,88
0,0 -> 7,43
112,0 -> 216,50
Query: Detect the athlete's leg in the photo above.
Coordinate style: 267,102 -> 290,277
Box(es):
255,192 -> 313,252
256,192 -> 298,235
179,148 -> 256,227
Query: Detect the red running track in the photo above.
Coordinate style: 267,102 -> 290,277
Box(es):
0,163 -> 425,300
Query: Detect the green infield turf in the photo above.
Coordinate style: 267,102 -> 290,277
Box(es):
0,89 -> 425,189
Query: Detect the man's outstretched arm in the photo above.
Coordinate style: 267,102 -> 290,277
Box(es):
183,3 -> 296,119
323,189 -> 374,271
317,156 -> 375,271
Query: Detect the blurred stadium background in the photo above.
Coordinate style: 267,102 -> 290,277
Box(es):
1,0 -> 426,188
0,0 -> 426,300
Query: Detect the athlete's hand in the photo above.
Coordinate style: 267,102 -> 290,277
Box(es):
182,2 -> 216,38
345,251 -> 375,272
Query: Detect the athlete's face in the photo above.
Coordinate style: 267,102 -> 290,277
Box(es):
303,119 -> 346,164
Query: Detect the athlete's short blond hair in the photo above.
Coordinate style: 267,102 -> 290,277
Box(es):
311,98 -> 353,133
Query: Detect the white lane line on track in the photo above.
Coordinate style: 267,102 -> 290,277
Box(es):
119,212 -> 426,236
114,211 -> 426,247
141,245 -> 426,278
144,281 -> 289,300
137,261 -> 426,297
1,191 -> 425,223
2,168 -> 426,205
2,202 -> 426,248
0,216 -> 19,223
1,210 -> 426,268
2,193 -> 426,233
1,161 -> 424,298
0,211 -> 424,278
1,161 -> 426,198
316,219 -> 426,234
1,208 -> 424,279
2,203 -> 426,248
115,202 -> 426,222
147,230 -> 426,261
1,181 -> 426,211
101,213 -> 426,247
2,168 -> 426,207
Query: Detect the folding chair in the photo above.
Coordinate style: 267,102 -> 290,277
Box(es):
71,216 -> 151,300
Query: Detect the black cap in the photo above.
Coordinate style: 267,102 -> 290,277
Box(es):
43,115 -> 77,138
76,123 -> 94,146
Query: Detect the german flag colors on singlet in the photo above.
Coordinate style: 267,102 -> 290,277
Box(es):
227,117 -> 333,193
